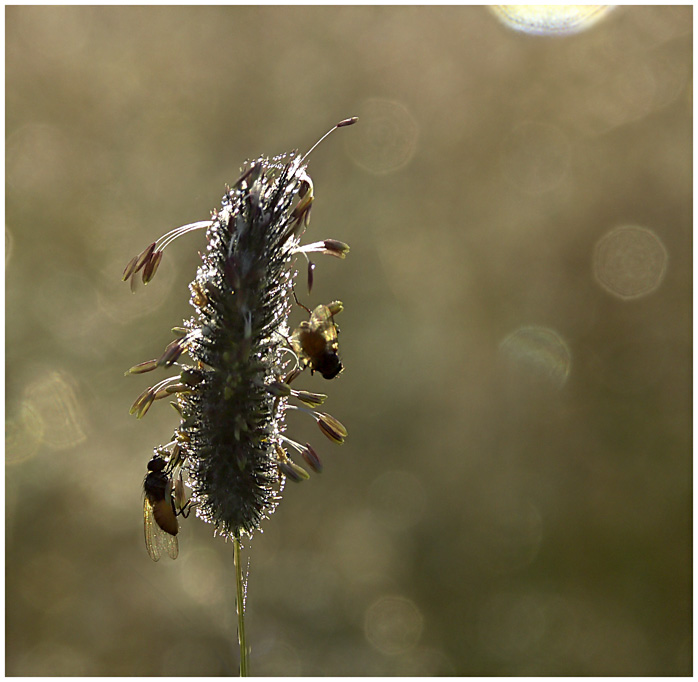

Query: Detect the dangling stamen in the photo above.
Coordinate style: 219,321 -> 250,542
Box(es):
124,221 -> 212,287
294,239 -> 350,259
301,443 -> 323,473
130,375 -> 183,419
274,442 -> 310,482
286,405 -> 348,444
291,389 -> 326,407
300,117 -> 359,165
278,435 -> 303,454
155,220 -> 213,252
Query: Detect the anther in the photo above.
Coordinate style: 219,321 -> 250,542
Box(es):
292,390 -> 327,407
301,443 -> 323,473
315,412 -> 348,444
124,359 -> 159,375
278,459 -> 310,483
142,250 -> 163,284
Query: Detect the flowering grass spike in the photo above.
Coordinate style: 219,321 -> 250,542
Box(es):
125,119 -> 356,547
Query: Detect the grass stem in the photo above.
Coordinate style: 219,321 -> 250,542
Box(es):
234,537 -> 249,676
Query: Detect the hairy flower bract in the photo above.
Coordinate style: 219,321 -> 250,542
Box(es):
125,121 -> 355,543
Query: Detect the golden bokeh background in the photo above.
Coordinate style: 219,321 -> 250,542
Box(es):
6,5 -> 692,675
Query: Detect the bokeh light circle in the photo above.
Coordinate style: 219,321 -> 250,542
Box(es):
6,401 -> 44,465
365,595 -> 423,655
593,225 -> 668,300
345,98 -> 419,175
499,326 -> 572,389
22,371 -> 87,450
492,6 -> 615,36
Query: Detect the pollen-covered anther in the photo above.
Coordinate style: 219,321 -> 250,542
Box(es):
278,458 -> 311,483
316,411 -> 348,444
307,260 -> 316,293
301,443 -> 323,473
158,339 -> 187,367
142,250 -> 163,284
323,239 -> 350,258
152,388 -> 174,401
130,375 -> 183,419
295,239 -> 350,259
292,390 -> 327,407
130,388 -> 155,419
124,359 -> 159,375
123,242 -> 155,282
122,254 -> 139,282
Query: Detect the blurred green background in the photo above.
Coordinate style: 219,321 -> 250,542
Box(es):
6,5 -> 692,675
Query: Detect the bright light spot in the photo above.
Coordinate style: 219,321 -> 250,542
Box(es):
365,595 -> 423,655
6,401 -> 44,465
500,122 -> 570,194
345,98 -> 419,175
500,326 -> 571,389
23,371 -> 87,451
492,6 -> 615,36
593,225 -> 668,300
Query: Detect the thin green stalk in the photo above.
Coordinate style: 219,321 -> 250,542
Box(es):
233,537 -> 249,676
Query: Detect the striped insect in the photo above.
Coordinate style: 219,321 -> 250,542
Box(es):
290,300 -> 344,380
143,453 -> 189,561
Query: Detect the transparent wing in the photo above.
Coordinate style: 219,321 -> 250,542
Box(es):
164,529 -> 179,560
310,306 -> 337,344
289,321 -> 309,356
143,497 -> 179,561
144,497 -> 161,562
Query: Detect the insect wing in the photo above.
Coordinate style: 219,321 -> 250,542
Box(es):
289,321 -> 309,356
310,305 -> 338,346
174,473 -> 191,517
144,496 -> 179,561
